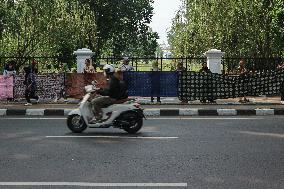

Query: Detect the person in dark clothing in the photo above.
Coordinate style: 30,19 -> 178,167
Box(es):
280,81 -> 284,103
199,63 -> 211,73
277,60 -> 284,103
237,59 -> 249,103
199,63 -> 215,103
90,65 -> 127,122
118,80 -> 128,100
150,61 -> 161,103
24,66 -> 39,106
97,68 -> 127,100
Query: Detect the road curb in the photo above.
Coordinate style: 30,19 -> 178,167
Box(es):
1,108 -> 284,116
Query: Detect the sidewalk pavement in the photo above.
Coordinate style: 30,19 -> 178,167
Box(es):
1,96 -> 284,116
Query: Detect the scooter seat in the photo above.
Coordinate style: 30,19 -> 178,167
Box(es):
114,98 -> 130,104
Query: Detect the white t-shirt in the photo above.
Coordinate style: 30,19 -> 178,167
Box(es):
3,70 -> 16,77
119,64 -> 134,71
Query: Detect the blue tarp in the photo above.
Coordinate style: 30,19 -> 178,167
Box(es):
123,71 -> 178,97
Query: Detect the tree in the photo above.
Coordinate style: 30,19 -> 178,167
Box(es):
0,0 -> 97,69
1,0 -> 158,70
80,0 -> 158,58
168,0 -> 284,57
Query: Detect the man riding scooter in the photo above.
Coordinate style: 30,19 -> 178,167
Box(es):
90,64 -> 128,123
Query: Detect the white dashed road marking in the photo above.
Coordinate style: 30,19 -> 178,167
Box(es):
149,117 -> 263,120
0,117 -> 265,120
46,136 -> 179,139
0,182 -> 187,187
239,131 -> 284,139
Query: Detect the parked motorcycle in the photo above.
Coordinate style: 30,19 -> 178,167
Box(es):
67,81 -> 145,134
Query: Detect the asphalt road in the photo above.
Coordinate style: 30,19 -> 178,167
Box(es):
0,117 -> 283,189
2,103 -> 284,110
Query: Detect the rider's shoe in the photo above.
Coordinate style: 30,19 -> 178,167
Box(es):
90,115 -> 110,124
89,117 -> 98,124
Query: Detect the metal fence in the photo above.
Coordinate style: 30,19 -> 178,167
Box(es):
221,57 -> 283,74
97,57 -> 207,72
0,56 -> 282,74
0,56 -> 77,74
0,56 -> 207,72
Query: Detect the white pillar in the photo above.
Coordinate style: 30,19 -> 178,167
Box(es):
204,49 -> 225,74
73,48 -> 95,73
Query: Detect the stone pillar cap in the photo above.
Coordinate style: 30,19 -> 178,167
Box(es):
204,49 -> 225,56
73,48 -> 95,55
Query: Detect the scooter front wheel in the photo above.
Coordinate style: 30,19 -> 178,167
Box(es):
67,114 -> 87,133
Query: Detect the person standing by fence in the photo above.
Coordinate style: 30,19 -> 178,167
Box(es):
55,62 -> 69,102
278,60 -> 284,104
24,67 -> 39,106
176,62 -> 185,72
119,57 -> 134,72
83,59 -> 95,73
3,60 -> 16,101
238,59 -> 249,103
199,63 -> 215,103
3,60 -> 16,78
150,61 -> 161,103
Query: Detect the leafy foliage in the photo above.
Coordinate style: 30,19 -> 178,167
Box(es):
80,0 -> 158,58
168,0 -> 284,57
0,0 -> 158,69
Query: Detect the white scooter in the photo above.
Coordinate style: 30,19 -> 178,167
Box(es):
67,81 -> 145,134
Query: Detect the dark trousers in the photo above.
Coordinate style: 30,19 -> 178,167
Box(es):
150,72 -> 161,102
91,96 -> 116,119
151,96 -> 160,102
25,89 -> 39,103
57,86 -> 67,100
151,87 -> 160,102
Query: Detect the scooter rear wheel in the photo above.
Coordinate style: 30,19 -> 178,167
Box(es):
123,112 -> 143,134
67,114 -> 87,133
